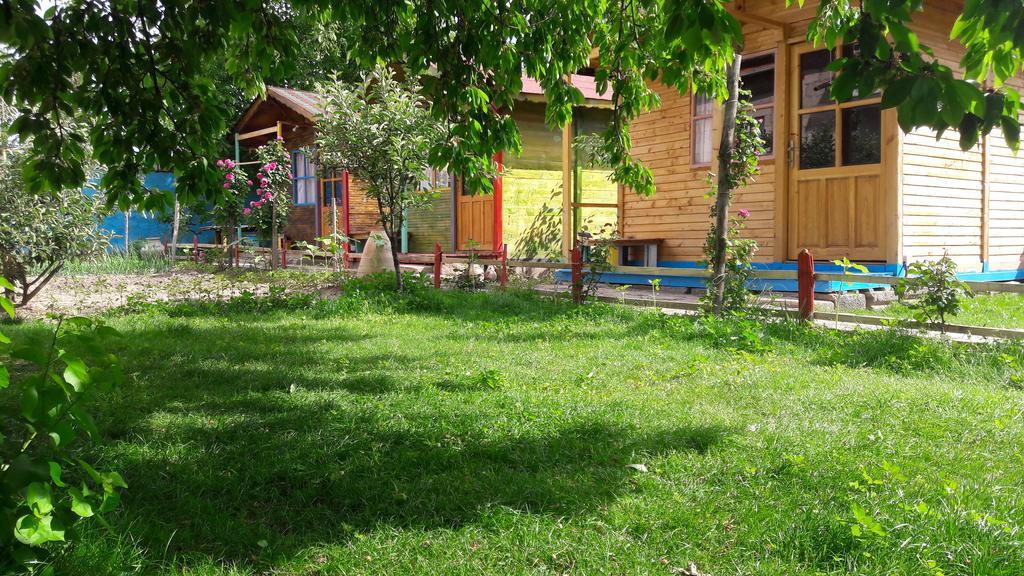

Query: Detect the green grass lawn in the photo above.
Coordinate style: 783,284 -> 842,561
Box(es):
6,283 -> 1024,575
843,292 -> 1024,329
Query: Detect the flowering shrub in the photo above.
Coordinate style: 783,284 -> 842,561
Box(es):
212,158 -> 250,252
246,138 -> 292,239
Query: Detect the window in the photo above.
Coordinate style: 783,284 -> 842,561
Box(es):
420,167 -> 451,191
692,51 -> 776,164
797,46 -> 882,170
321,169 -> 344,208
692,93 -> 714,165
291,149 -> 317,205
741,52 -> 775,156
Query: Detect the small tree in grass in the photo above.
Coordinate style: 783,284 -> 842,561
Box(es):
316,66 -> 447,291
0,150 -> 109,309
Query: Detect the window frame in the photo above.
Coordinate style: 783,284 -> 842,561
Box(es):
691,92 -> 714,167
321,168 -> 345,208
741,49 -> 777,161
691,49 -> 777,166
291,149 -> 318,206
795,44 -> 883,171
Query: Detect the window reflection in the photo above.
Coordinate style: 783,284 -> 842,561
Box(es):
800,50 -> 833,109
800,111 -> 836,169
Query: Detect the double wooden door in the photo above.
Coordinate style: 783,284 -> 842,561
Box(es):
787,43 -> 890,261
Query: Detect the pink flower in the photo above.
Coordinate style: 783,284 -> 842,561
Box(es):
250,201 -> 257,207
216,159 -> 224,168
738,208 -> 750,219
268,162 -> 277,171
247,179 -> 253,186
223,182 -> 231,188
286,171 -> 292,179
263,192 -> 272,200
225,173 -> 234,181
260,178 -> 269,186
242,208 -> 251,216
227,160 -> 235,169
276,135 -> 284,141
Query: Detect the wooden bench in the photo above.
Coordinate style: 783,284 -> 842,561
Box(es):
610,238 -> 662,267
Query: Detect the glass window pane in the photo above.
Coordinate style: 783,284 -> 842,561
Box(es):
741,53 -> 775,108
694,94 -> 713,117
800,49 -> 833,108
800,110 -> 836,169
693,117 -> 712,164
842,105 -> 881,166
753,108 -> 774,156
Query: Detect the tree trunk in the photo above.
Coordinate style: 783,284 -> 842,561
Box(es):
388,228 -> 403,292
270,203 -> 279,270
124,210 -> 131,253
171,195 -> 181,262
711,53 -> 743,316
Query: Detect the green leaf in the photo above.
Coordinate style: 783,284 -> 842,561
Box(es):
69,488 -> 95,517
0,295 -> 13,319
62,354 -> 90,391
26,482 -> 54,516
881,77 -> 916,109
14,514 -> 66,545
101,471 -> 129,491
0,365 -> 8,389
99,490 -> 121,513
0,277 -> 13,290
48,461 -> 66,487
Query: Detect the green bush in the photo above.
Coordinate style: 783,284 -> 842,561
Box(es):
895,256 -> 973,331
0,281 -> 126,573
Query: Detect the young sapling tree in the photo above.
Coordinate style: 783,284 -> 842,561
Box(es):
316,66 -> 448,291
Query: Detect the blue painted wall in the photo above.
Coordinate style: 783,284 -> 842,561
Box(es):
86,172 -> 216,251
554,259 -> 1024,293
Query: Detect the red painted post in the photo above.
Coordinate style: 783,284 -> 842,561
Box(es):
570,246 -> 583,304
192,233 -> 199,263
500,243 -> 508,290
797,249 -> 815,321
433,243 -> 443,289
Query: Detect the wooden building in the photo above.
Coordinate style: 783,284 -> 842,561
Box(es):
231,79 -> 617,258
619,0 -> 1024,284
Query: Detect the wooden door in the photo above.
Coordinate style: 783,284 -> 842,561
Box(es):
320,171 -> 345,237
456,178 -> 495,251
788,43 -> 888,261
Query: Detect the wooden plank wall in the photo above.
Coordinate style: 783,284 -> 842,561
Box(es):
901,3 -> 1024,273
987,129 -> 1024,271
625,26 -> 782,263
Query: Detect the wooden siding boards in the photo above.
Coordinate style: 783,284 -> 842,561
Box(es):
626,24 -> 780,263
407,185 -> 453,253
624,0 -> 1024,274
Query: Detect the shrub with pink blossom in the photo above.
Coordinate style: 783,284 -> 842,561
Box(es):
245,138 -> 292,239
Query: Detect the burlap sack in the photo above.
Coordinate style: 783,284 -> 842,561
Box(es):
356,231 -> 396,277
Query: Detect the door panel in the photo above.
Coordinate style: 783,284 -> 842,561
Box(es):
788,44 -> 887,262
456,178 -> 494,250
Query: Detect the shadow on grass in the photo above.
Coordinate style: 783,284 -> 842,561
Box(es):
48,305 -> 732,568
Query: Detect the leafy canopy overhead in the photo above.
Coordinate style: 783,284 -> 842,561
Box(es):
1,0 -> 1021,208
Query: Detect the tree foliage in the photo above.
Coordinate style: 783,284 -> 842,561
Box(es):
807,0 -> 1021,151
1,0 -> 1022,210
315,66 -> 446,291
0,150 -> 109,309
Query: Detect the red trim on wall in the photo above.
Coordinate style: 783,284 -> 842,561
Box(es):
342,170 -> 351,237
492,152 -> 503,252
